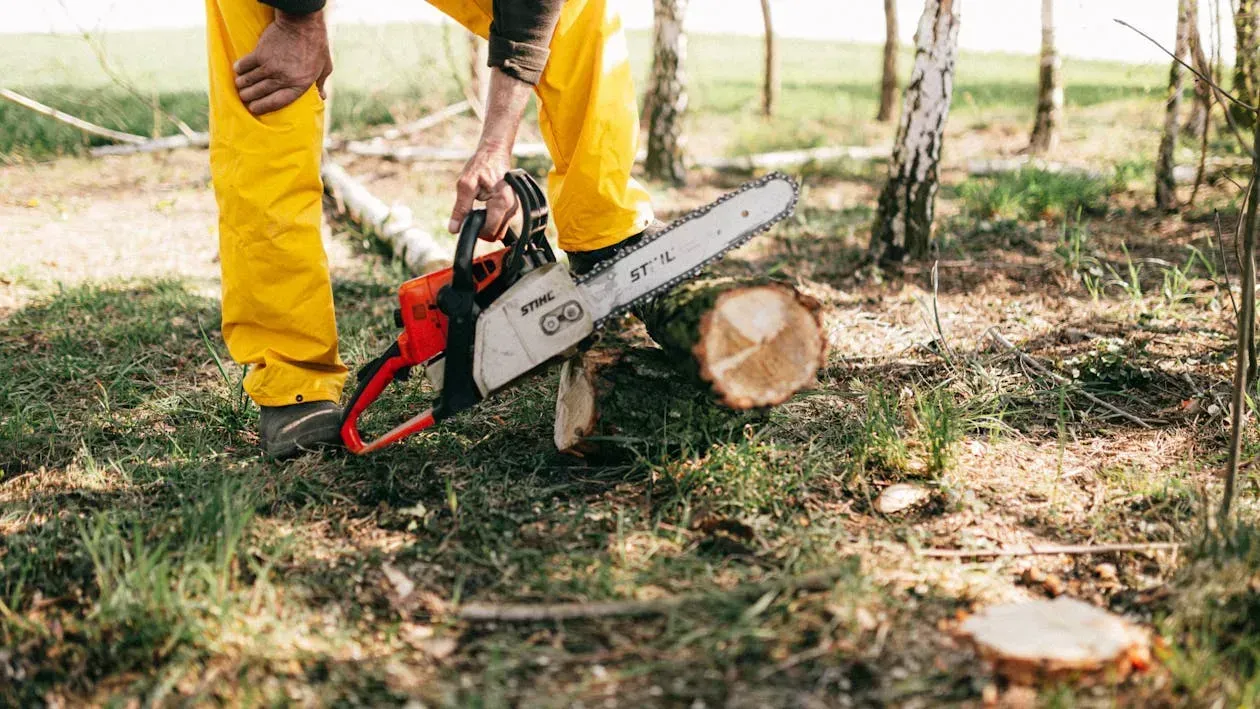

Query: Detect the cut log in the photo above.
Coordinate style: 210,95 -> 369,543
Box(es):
321,161 -> 451,273
959,597 -> 1152,686
554,354 -> 599,455
640,279 -> 827,409
551,279 -> 827,452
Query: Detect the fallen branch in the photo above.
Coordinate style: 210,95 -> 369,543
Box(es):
0,88 -> 148,145
456,564 -> 854,622
695,145 -> 890,171
986,328 -> 1159,429
917,542 -> 1183,559
379,101 -> 473,140
341,141 -> 550,162
968,157 -> 1108,180
89,132 -> 209,157
321,160 -> 451,273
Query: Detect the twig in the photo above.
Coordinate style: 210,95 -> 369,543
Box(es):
1214,210 -> 1240,317
986,327 -> 1159,428
1222,135 -> 1260,527
456,565 -> 853,623
378,101 -> 473,140
0,89 -> 147,144
917,542 -> 1184,559
930,260 -> 957,364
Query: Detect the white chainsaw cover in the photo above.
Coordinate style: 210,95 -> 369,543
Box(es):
473,263 -> 594,395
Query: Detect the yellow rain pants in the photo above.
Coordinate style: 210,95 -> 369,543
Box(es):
206,0 -> 651,407
429,0 -> 655,250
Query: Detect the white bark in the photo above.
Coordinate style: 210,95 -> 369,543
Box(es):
90,133 -> 209,157
645,0 -> 689,184
872,0 -> 962,262
1029,0 -> 1063,153
321,161 -> 451,273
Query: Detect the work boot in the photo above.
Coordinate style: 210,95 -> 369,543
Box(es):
259,401 -> 343,460
565,221 -> 668,277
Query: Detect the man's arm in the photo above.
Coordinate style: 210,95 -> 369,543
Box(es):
448,69 -> 534,241
448,1 -> 564,240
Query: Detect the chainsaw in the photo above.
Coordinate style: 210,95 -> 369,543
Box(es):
340,169 -> 799,455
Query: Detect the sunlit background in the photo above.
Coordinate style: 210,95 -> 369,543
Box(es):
4,0 -> 1235,64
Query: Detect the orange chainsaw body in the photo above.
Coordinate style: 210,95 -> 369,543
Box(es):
394,249 -> 508,367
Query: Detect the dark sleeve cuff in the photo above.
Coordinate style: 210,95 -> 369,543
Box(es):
487,33 -> 551,86
260,0 -> 326,15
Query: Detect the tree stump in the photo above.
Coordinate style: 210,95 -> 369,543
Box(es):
553,278 -> 827,453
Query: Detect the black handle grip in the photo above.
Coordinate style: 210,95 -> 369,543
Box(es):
451,209 -> 488,292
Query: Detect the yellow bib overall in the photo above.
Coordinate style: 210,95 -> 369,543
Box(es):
205,0 -> 652,406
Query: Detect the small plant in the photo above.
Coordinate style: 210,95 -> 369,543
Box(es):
853,385 -> 908,474
1104,244 -> 1145,305
916,389 -> 960,477
1053,217 -> 1105,295
1064,338 -> 1152,389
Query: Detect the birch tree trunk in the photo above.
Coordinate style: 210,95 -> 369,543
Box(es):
1234,0 -> 1259,131
645,0 -> 689,185
760,0 -> 778,117
1029,0 -> 1062,154
871,0 -> 962,264
877,0 -> 900,123
1156,0 -> 1192,212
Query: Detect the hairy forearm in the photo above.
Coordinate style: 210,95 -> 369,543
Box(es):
477,68 -> 533,152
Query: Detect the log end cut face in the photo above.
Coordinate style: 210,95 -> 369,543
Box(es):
959,597 -> 1152,685
694,284 -> 826,409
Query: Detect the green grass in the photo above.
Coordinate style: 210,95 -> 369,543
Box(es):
1,24 -> 1167,160
957,168 -> 1118,222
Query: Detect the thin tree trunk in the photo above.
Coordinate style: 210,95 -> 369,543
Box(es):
760,0 -> 778,117
645,0 -> 689,185
1156,0 -> 1192,212
1029,0 -> 1062,154
871,0 -> 962,264
1185,0 -> 1211,137
1234,0 -> 1259,131
877,0 -> 900,123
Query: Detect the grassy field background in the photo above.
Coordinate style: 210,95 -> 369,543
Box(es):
1,23 -> 1166,160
